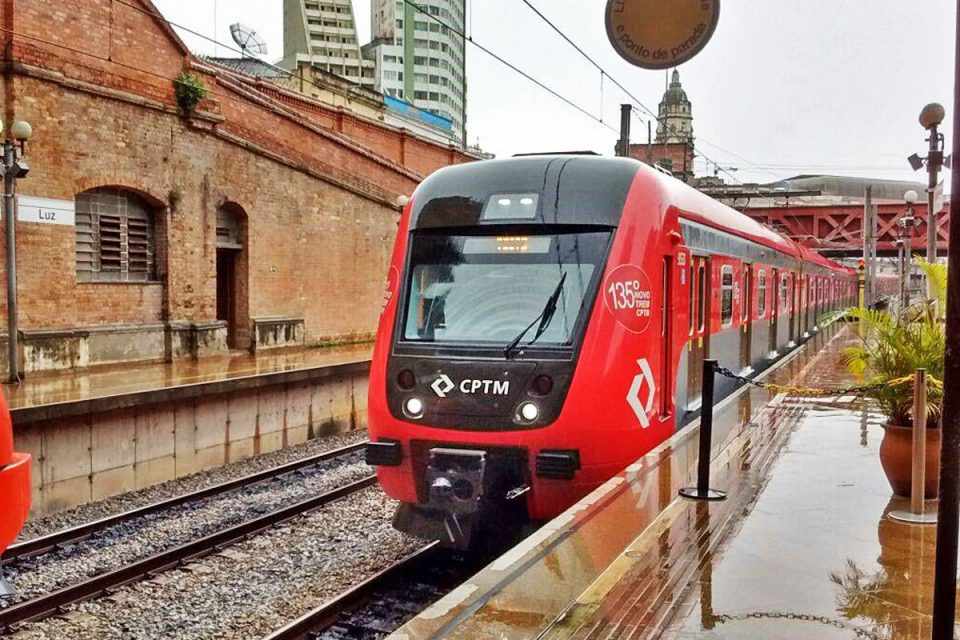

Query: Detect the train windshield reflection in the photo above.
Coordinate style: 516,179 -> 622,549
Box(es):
403,231 -> 610,345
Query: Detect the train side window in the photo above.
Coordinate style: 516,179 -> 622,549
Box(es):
720,265 -> 734,327
688,265 -> 695,335
741,266 -> 751,321
780,274 -> 789,309
758,269 -> 766,316
696,263 -> 706,331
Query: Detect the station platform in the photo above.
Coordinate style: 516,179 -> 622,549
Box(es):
393,324 -> 949,639
4,343 -> 371,424
8,344 -> 372,514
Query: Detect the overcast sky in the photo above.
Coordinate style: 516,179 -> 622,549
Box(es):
153,0 -> 956,186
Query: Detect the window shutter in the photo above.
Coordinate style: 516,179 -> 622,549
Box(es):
75,206 -> 96,278
126,214 -> 153,279
75,188 -> 156,282
98,213 -> 123,276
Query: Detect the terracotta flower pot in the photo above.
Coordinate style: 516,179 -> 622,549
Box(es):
879,423 -> 940,499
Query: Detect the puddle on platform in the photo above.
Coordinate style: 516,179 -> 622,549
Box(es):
3,343 -> 371,410
662,388 -> 950,639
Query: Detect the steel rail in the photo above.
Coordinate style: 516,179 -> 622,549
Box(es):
0,475 -> 377,631
263,542 -> 442,640
6,441 -> 367,562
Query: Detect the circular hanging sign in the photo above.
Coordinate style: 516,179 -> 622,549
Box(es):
605,0 -> 720,70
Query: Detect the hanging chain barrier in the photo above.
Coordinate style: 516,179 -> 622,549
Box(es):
708,610 -> 882,639
713,365 -> 943,400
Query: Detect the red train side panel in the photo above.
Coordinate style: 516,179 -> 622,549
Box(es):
0,392 -> 30,556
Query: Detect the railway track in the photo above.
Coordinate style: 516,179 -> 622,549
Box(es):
7,441 -> 367,562
266,542 -> 493,640
0,443 -> 375,632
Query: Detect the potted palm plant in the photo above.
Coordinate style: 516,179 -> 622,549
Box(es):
843,261 -> 945,498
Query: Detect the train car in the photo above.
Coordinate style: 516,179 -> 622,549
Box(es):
366,155 -> 857,547
0,391 -> 30,565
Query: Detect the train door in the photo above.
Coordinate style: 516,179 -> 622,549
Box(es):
815,278 -> 821,325
789,272 -> 798,344
798,274 -> 806,337
739,264 -> 752,372
660,257 -> 673,418
686,256 -> 710,409
769,268 -> 780,355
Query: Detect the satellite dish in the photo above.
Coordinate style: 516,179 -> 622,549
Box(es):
230,23 -> 268,57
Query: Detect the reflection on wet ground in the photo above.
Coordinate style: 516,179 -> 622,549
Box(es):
393,325 -> 873,639
2,344 -> 372,410
658,334 -> 948,639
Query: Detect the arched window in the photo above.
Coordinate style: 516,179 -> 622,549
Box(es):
75,187 -> 158,282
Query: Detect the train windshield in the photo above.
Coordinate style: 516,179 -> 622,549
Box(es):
403,231 -> 610,346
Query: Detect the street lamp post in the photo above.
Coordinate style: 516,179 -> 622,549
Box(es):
895,237 -> 906,314
918,103 -> 946,266
1,120 -> 32,384
900,189 -> 920,312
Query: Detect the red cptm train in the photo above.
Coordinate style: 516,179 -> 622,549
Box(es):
367,155 -> 855,547
0,392 -> 30,561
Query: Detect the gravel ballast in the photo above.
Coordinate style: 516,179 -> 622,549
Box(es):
4,445 -> 372,605
8,488 -> 424,640
18,430 -> 369,542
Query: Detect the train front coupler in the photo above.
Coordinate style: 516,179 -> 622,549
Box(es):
393,447 -> 528,549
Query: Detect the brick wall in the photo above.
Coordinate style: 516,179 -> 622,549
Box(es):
628,142 -> 695,179
0,0 -> 478,359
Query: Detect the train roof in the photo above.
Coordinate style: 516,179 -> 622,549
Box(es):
645,163 -> 801,259
798,245 -> 855,275
652,166 -> 852,275
412,155 -> 852,274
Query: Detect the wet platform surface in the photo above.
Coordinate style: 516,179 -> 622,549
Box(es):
658,332 -> 946,639
392,323 -> 954,639
2,343 -> 371,412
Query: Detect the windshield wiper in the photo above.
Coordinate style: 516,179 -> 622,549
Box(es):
504,272 -> 567,360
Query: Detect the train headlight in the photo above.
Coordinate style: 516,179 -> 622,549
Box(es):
518,402 -> 540,423
404,397 -> 425,419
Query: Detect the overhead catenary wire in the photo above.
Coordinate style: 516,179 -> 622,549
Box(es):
399,0 -> 619,135
518,0 -> 657,121
123,0 -> 807,183
518,0 -> 769,184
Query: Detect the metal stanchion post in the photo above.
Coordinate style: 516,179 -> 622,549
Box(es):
890,369 -> 937,524
680,359 -> 727,501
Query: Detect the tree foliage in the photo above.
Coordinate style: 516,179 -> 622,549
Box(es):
842,260 -> 946,428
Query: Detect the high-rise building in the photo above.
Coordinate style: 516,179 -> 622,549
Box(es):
363,0 -> 467,143
282,0 -> 376,89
